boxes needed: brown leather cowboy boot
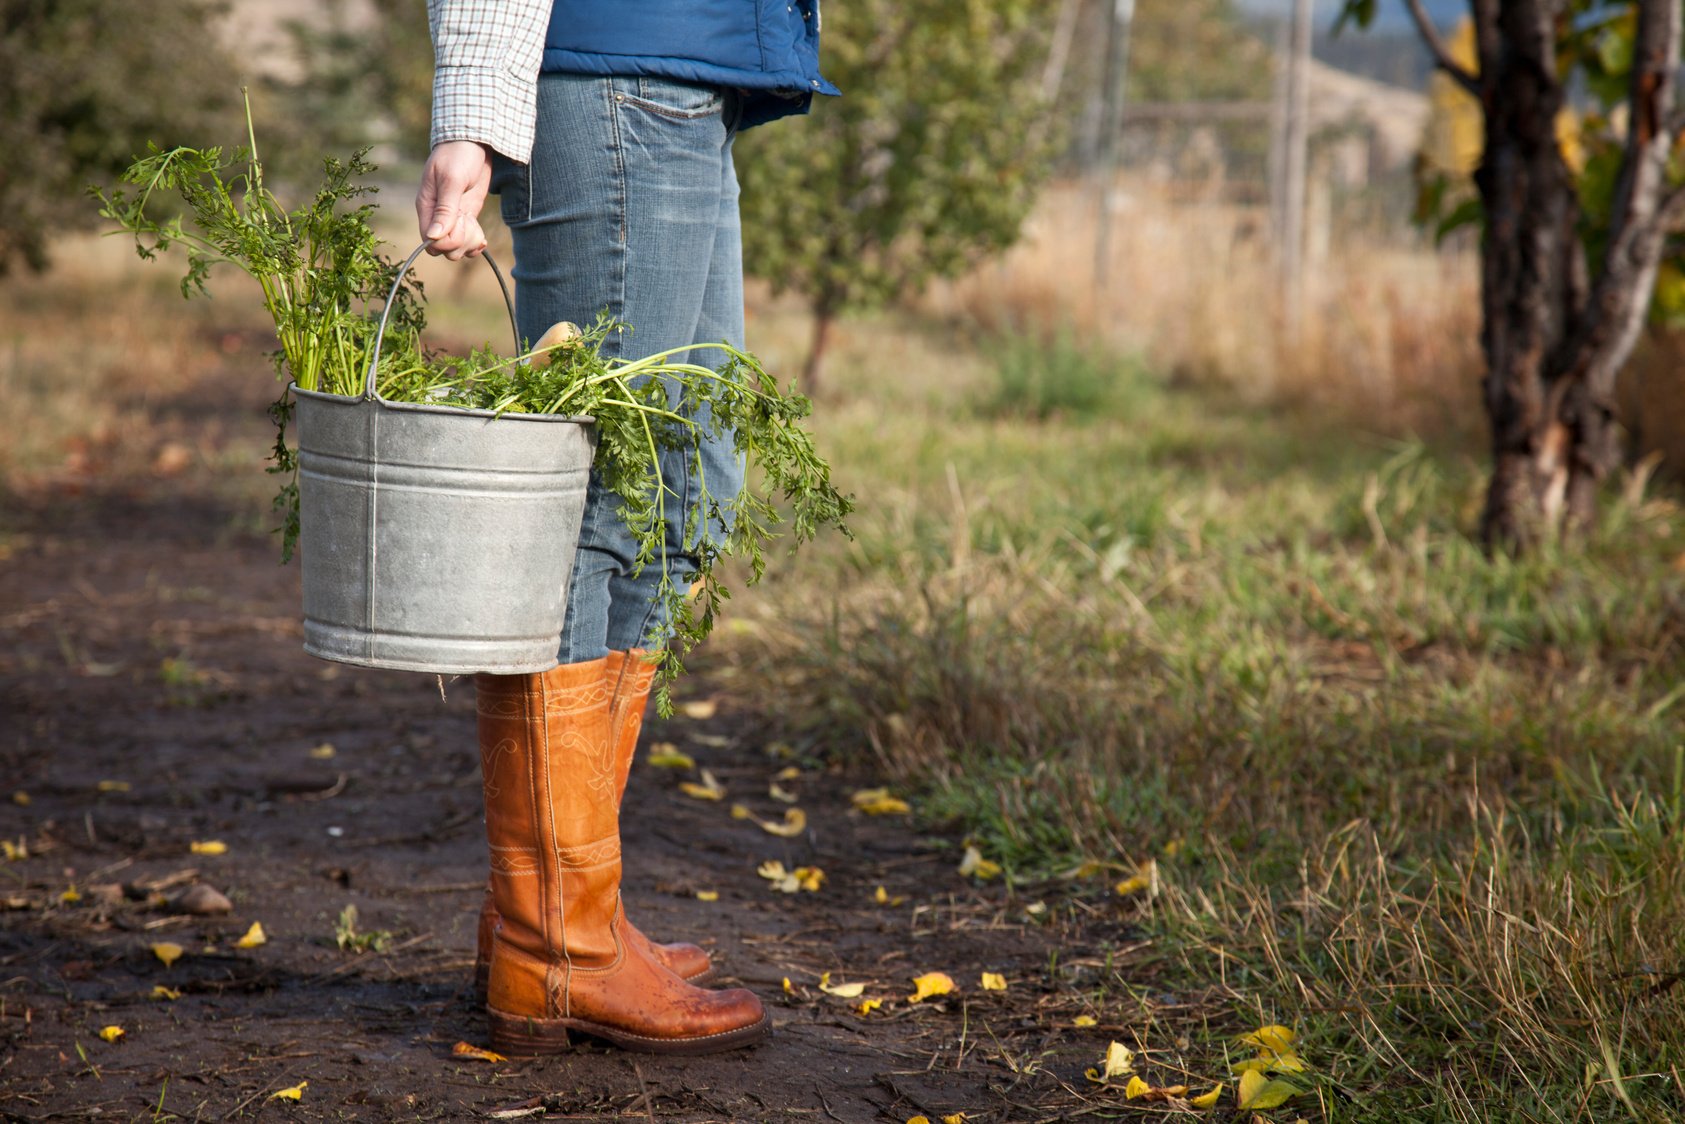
[476,662,766,1056]
[601,648,712,979]
[472,650,711,1001]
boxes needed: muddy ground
[0,362,1159,1123]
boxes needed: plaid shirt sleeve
[427,0,551,164]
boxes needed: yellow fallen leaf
[98,1025,125,1043]
[11,791,30,806]
[818,972,866,998]
[680,699,717,720]
[152,986,181,1000]
[452,1041,507,1063]
[1240,1024,1295,1051]
[907,971,956,1003]
[856,997,883,1015]
[269,1082,307,1102]
[1101,1040,1135,1079]
[308,743,336,760]
[1234,1051,1305,1073]
[2,838,27,861]
[1132,1081,1193,1104]
[1024,901,1047,916]
[873,885,907,906]
[758,860,823,893]
[1238,1024,1296,1054]
[782,977,794,994]
[753,808,807,838]
[190,840,228,856]
[695,890,719,902]
[1114,859,1158,897]
[647,743,695,769]
[957,845,1002,880]
[851,788,912,815]
[774,765,802,780]
[907,1117,931,1124]
[1073,1014,1098,1027]
[679,770,725,801]
[1060,858,1109,880]
[942,1116,967,1124]
[97,780,131,793]
[235,922,267,949]
[730,803,751,819]
[768,782,799,803]
[979,972,1006,991]
[1163,838,1184,858]
[1236,1068,1301,1110]
[60,886,81,904]
[151,941,184,967]
[1190,1083,1223,1108]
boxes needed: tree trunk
[1469,1,1579,549]
[802,303,836,397]
[1458,0,1682,552]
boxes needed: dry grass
[933,178,1685,476]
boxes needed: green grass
[724,312,1685,1122]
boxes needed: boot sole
[488,1006,769,1057]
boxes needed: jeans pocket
[489,150,532,226]
[620,75,724,119]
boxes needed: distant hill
[1237,0,1463,34]
[1237,0,1458,92]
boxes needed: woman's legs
[493,72,746,662]
[475,72,761,1054]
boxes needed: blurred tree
[1344,0,1685,550]
[1126,0,1275,105]
[735,0,1054,392]
[260,0,433,170]
[0,0,237,273]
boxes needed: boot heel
[487,1008,572,1057]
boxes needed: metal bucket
[292,245,594,675]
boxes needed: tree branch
[1663,183,1685,229]
[1406,0,1479,96]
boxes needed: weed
[333,904,392,954]
[976,325,1141,421]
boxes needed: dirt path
[0,405,1139,1122]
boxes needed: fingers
[415,141,493,259]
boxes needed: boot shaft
[604,648,660,802]
[476,660,622,1011]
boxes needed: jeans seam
[605,79,629,253]
[626,77,724,120]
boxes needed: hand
[415,141,492,260]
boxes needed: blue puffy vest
[541,0,839,129]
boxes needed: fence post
[1093,0,1136,291]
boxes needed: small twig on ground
[631,1062,656,1124]
[386,882,484,895]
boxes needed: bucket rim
[289,382,593,426]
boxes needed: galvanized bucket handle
[362,243,521,401]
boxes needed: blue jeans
[491,73,747,664]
